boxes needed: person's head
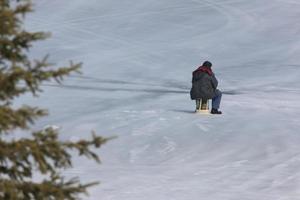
[202,61,212,68]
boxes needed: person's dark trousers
[212,90,222,109]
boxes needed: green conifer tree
[0,0,109,199]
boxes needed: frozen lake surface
[22,0,300,199]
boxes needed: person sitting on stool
[190,61,222,114]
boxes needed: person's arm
[211,73,218,89]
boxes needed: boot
[211,108,222,114]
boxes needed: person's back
[190,61,222,114]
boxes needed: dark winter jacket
[190,66,219,100]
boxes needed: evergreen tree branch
[0,0,110,198]
[0,59,81,101]
[0,105,47,133]
[0,178,98,200]
[0,129,111,180]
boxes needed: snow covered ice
[20,0,300,199]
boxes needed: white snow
[19,0,300,199]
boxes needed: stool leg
[201,99,208,110]
[196,99,200,110]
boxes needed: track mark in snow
[129,144,150,163]
[276,0,300,5]
[131,119,164,136]
[232,160,250,167]
[132,126,154,136]
[158,136,177,155]
[196,124,210,132]
[48,5,211,25]
[190,0,258,38]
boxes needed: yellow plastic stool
[196,99,210,114]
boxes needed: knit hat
[202,61,212,68]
